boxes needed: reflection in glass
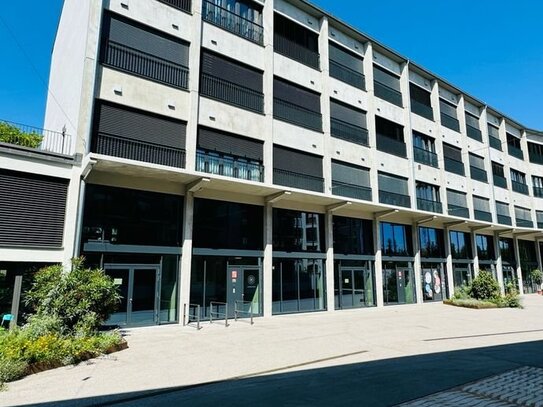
[419,227,445,258]
[273,209,325,252]
[381,222,412,256]
[382,262,416,305]
[333,216,373,255]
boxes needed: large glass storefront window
[500,238,518,291]
[476,235,495,261]
[518,240,538,293]
[273,209,325,252]
[381,222,413,256]
[333,216,373,255]
[334,260,375,309]
[450,231,472,259]
[419,227,445,258]
[272,258,325,314]
[382,261,416,305]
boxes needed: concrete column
[373,219,384,307]
[262,0,275,185]
[444,227,455,297]
[262,203,273,318]
[412,222,423,304]
[535,239,543,274]
[494,231,505,295]
[9,275,22,329]
[363,43,379,205]
[319,17,332,195]
[325,211,335,312]
[471,231,480,276]
[179,192,194,321]
[513,236,525,295]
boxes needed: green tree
[469,270,500,300]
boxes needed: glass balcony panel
[330,118,368,146]
[417,198,442,214]
[273,168,324,192]
[332,181,372,201]
[413,146,438,168]
[379,190,410,208]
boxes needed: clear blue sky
[0,0,541,129]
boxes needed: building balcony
[497,214,512,226]
[417,198,442,214]
[196,150,264,182]
[466,125,483,142]
[379,190,410,208]
[332,181,372,201]
[507,144,524,160]
[413,146,438,168]
[102,40,189,90]
[329,60,365,91]
[470,166,488,183]
[440,113,460,132]
[410,100,433,120]
[529,151,543,165]
[374,81,402,107]
[493,175,507,189]
[533,186,543,198]
[330,118,368,146]
[274,33,320,70]
[273,168,324,193]
[200,73,264,113]
[489,135,502,151]
[158,0,191,13]
[202,1,263,45]
[516,218,534,228]
[447,204,469,218]
[376,135,407,158]
[474,210,492,222]
[273,98,322,132]
[444,158,465,176]
[511,180,529,195]
[0,120,72,156]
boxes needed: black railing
[200,73,264,113]
[273,168,324,192]
[448,204,469,219]
[497,214,512,226]
[329,60,365,90]
[196,150,264,182]
[493,175,507,189]
[474,210,492,222]
[374,81,402,107]
[103,40,189,90]
[0,120,72,155]
[274,34,320,69]
[417,198,442,214]
[441,113,460,132]
[410,99,433,120]
[466,125,483,142]
[158,0,191,13]
[332,181,372,201]
[273,98,322,132]
[444,158,465,176]
[511,180,529,195]
[533,186,543,198]
[379,190,410,208]
[529,151,543,165]
[470,166,488,183]
[376,135,407,158]
[330,118,369,146]
[489,135,502,151]
[413,146,438,168]
[94,133,186,168]
[508,144,524,160]
[516,218,534,228]
[202,1,263,45]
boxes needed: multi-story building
[2,0,543,325]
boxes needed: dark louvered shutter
[443,143,463,161]
[0,170,68,247]
[329,43,363,72]
[198,127,263,161]
[332,161,370,186]
[201,51,263,92]
[273,78,321,113]
[330,99,367,128]
[273,145,323,178]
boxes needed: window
[273,77,322,131]
[511,169,529,195]
[499,238,515,263]
[492,162,507,189]
[533,176,543,198]
[413,131,438,168]
[378,172,410,208]
[273,145,324,192]
[496,201,512,225]
[440,99,460,132]
[450,230,472,259]
[375,116,406,157]
[487,124,502,150]
[536,211,543,228]
[274,13,319,69]
[381,222,412,256]
[507,133,523,159]
[333,216,373,255]
[476,235,495,261]
[473,196,492,222]
[331,160,371,201]
[465,112,482,141]
[446,189,468,218]
[416,182,442,213]
[515,206,533,228]
[273,209,325,253]
[409,83,433,120]
[528,142,543,165]
[202,0,263,44]
[330,99,368,146]
[373,65,402,107]
[329,42,365,90]
[443,143,464,176]
[419,227,445,258]
[469,153,487,183]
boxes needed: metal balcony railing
[448,204,469,218]
[157,0,191,13]
[417,198,443,214]
[273,168,324,192]
[102,40,189,90]
[274,33,320,69]
[511,180,529,195]
[466,124,483,142]
[413,146,438,168]
[533,186,543,198]
[379,190,410,208]
[0,120,72,155]
[273,98,322,132]
[516,218,534,228]
[440,113,460,132]
[332,181,372,201]
[202,1,263,45]
[444,158,465,176]
[94,133,186,168]
[474,210,492,222]
[330,118,369,146]
[507,144,524,160]
[374,81,402,107]
[493,175,507,189]
[329,60,365,90]
[470,166,488,183]
[196,150,264,182]
[200,73,264,113]
[410,99,433,120]
[529,151,543,165]
[376,135,407,158]
[489,135,502,151]
[497,214,512,226]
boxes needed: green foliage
[0,122,42,149]
[452,285,471,300]
[0,358,27,385]
[528,269,543,286]
[24,258,122,336]
[444,298,498,309]
[469,271,500,300]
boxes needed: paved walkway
[3,295,543,407]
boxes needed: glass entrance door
[421,265,446,302]
[383,263,416,305]
[105,265,160,326]
[227,265,261,317]
[337,267,369,309]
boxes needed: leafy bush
[469,271,500,300]
[529,269,543,286]
[453,285,471,300]
[0,122,42,149]
[24,258,121,336]
[0,358,27,384]
[445,298,498,309]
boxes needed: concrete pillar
[373,219,384,307]
[444,227,455,297]
[364,43,379,205]
[262,0,275,185]
[513,236,524,295]
[179,192,194,320]
[536,239,543,274]
[9,275,23,329]
[319,17,332,195]
[471,231,480,276]
[325,211,335,312]
[412,222,423,304]
[262,203,273,318]
[494,231,505,296]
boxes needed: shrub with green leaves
[469,271,500,300]
[0,122,42,148]
[529,269,543,286]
